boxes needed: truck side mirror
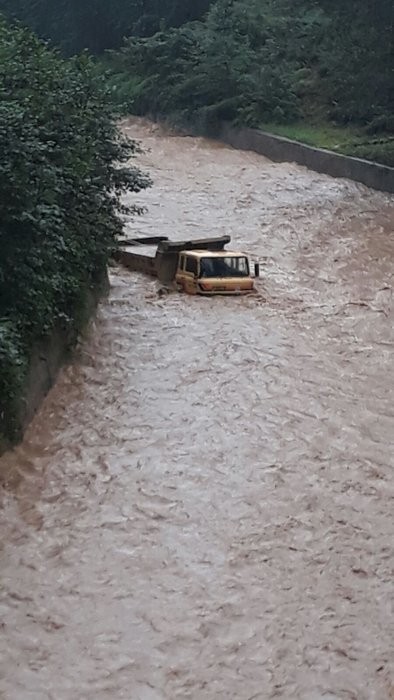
[254,262,260,278]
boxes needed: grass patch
[259,121,361,150]
[259,121,394,166]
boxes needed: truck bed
[114,235,231,283]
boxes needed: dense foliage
[0,0,214,54]
[107,0,393,162]
[1,0,392,162]
[0,19,150,444]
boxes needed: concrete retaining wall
[213,123,394,194]
[0,275,108,457]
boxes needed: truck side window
[185,257,198,276]
[179,255,185,270]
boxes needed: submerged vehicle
[175,250,254,295]
[115,235,258,295]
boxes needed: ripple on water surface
[0,117,393,700]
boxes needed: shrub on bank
[0,19,151,447]
[103,0,393,166]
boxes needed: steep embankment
[106,0,394,165]
[0,20,150,452]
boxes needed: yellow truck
[175,249,254,295]
[116,235,258,295]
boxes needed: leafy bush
[104,0,392,149]
[110,0,302,127]
[0,19,151,444]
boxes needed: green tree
[109,0,392,134]
[0,19,151,443]
[0,0,214,54]
[114,0,301,125]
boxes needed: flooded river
[1,118,393,700]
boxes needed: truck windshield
[199,256,249,278]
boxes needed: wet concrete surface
[0,118,393,699]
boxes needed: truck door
[185,255,199,294]
[175,254,185,288]
[176,254,198,294]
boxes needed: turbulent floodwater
[1,118,394,700]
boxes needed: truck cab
[175,250,254,295]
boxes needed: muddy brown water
[1,118,394,700]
